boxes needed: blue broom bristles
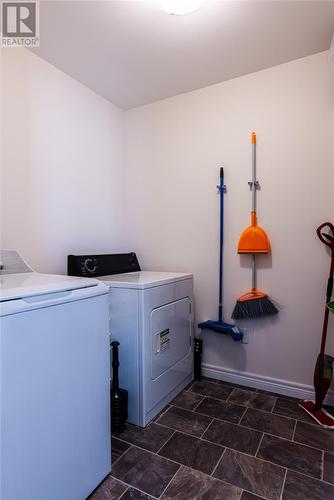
[232,295,279,320]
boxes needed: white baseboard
[202,363,334,406]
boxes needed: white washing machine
[68,253,194,427]
[1,251,111,500]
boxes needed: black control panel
[67,253,141,278]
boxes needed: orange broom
[232,132,278,319]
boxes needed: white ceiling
[32,0,334,109]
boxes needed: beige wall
[1,48,126,274]
[124,52,334,389]
[1,48,334,393]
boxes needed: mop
[198,168,243,342]
[299,222,334,429]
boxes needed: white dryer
[68,253,194,427]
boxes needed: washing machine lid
[99,271,192,289]
[0,272,98,302]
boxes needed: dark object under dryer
[67,253,140,278]
[111,341,128,432]
[194,338,202,381]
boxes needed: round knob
[84,258,96,273]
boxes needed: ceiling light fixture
[159,0,203,15]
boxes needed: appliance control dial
[84,258,97,274]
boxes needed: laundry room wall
[1,48,126,274]
[124,51,334,394]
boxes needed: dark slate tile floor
[88,378,334,500]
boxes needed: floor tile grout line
[157,465,181,499]
[188,390,234,404]
[194,399,249,413]
[269,398,278,413]
[157,402,214,424]
[241,488,268,500]
[279,468,288,500]
[250,449,323,483]
[109,386,334,499]
[158,457,267,500]
[168,398,293,432]
[292,419,298,441]
[217,419,328,454]
[225,387,235,403]
[270,398,276,413]
[207,440,324,481]
[191,395,206,413]
[321,450,324,481]
[153,405,171,422]
[111,452,126,467]
[255,432,265,458]
[112,386,334,493]
[113,440,333,496]
[111,444,133,465]
[156,430,176,455]
[154,419,205,439]
[198,416,294,446]
[238,405,248,425]
[209,473,259,498]
[116,441,249,496]
[191,406,244,425]
[210,447,226,478]
[199,416,214,439]
[200,462,273,498]
[273,407,319,426]
[117,418,329,460]
[148,427,282,498]
[291,436,332,454]
[228,387,277,410]
[117,486,129,500]
[246,405,294,419]
[247,403,297,420]
[155,416,322,459]
[112,442,185,476]
[188,387,299,420]
[194,378,325,408]
[276,464,334,488]
[109,470,159,499]
[112,438,182,466]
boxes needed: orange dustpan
[238,132,270,254]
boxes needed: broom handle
[252,132,257,214]
[218,167,224,322]
[252,254,257,291]
[251,132,257,291]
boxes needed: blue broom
[198,168,243,342]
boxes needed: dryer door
[151,297,191,380]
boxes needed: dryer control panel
[68,253,141,277]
